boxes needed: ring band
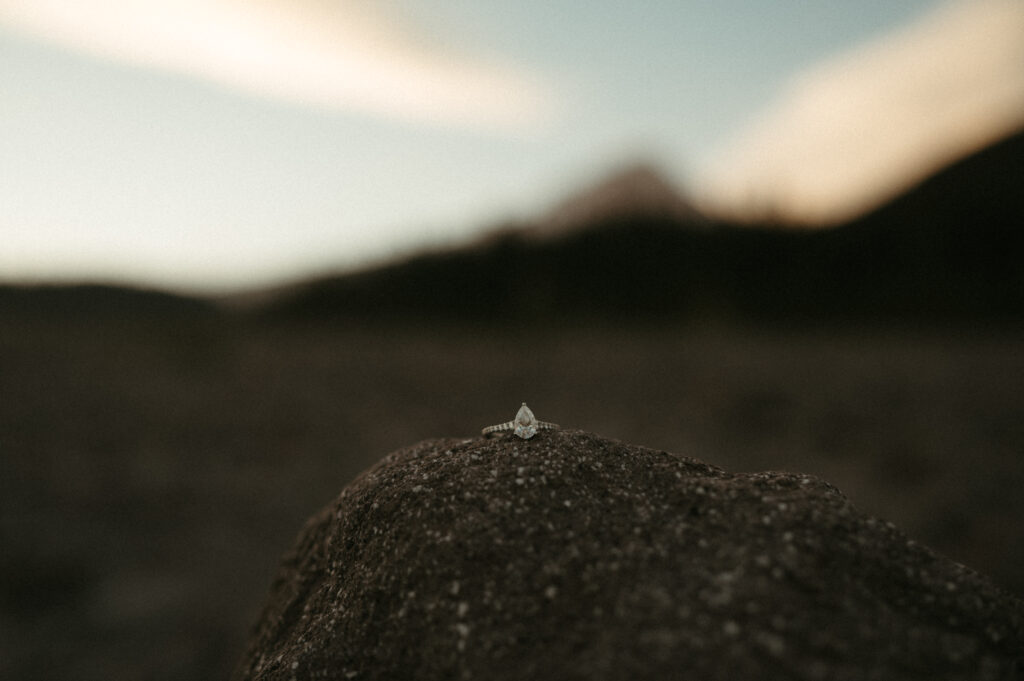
[482,403,559,440]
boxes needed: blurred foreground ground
[1,314,1022,680]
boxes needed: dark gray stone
[233,430,1024,680]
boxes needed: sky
[1,0,1021,293]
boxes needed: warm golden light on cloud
[0,0,558,130]
[697,0,1024,224]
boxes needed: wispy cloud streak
[698,0,1024,224]
[0,0,558,130]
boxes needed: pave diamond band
[482,403,559,440]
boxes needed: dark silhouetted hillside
[814,126,1024,319]
[259,128,1024,325]
[0,283,217,320]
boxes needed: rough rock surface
[233,431,1024,680]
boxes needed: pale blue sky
[0,0,997,292]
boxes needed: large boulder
[233,430,1023,680]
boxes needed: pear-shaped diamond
[513,403,539,439]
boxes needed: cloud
[697,0,1024,224]
[0,0,558,131]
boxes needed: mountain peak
[540,162,702,234]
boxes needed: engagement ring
[482,403,559,440]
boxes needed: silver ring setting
[482,403,559,440]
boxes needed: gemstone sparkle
[513,403,539,440]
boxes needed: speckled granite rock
[233,431,1024,681]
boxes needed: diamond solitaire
[482,403,560,440]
